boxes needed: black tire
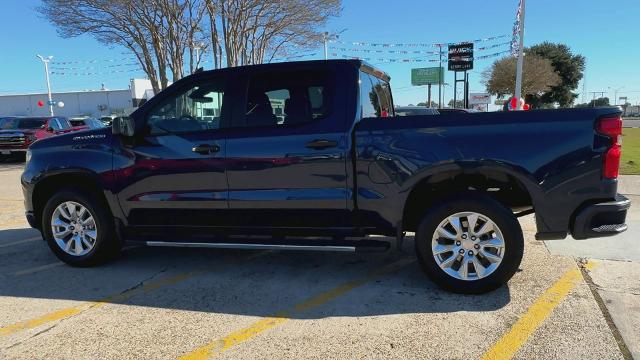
[415,191,524,294]
[42,189,121,267]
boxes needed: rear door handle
[305,139,338,150]
[192,144,220,155]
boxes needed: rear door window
[242,69,334,128]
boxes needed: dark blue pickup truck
[21,60,630,293]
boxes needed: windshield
[0,118,47,130]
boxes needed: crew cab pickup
[21,60,630,293]
[0,116,74,158]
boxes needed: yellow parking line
[179,257,416,360]
[0,236,42,249]
[0,271,201,337]
[481,261,598,360]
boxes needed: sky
[1,0,639,108]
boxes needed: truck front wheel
[415,192,524,294]
[42,189,121,267]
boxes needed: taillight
[597,116,622,179]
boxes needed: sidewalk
[544,175,639,359]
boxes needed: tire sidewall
[415,192,524,294]
[42,190,116,266]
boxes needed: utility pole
[514,0,526,110]
[438,44,444,108]
[581,75,587,104]
[36,55,54,116]
[608,86,624,106]
[323,32,329,60]
[589,91,606,107]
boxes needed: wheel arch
[401,161,542,232]
[32,169,120,229]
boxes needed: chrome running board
[145,241,356,252]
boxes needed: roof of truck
[192,59,391,82]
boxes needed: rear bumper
[571,194,630,240]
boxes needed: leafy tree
[529,42,586,107]
[589,97,610,107]
[575,97,610,107]
[482,54,560,103]
[417,101,438,107]
[447,99,464,108]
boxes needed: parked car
[69,117,107,131]
[395,106,439,116]
[0,116,74,159]
[22,60,630,294]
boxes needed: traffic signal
[37,100,44,107]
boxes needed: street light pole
[514,0,526,110]
[36,55,54,116]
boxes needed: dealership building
[0,79,155,118]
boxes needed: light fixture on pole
[36,55,54,116]
[192,42,206,72]
[322,29,347,60]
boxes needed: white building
[0,79,156,118]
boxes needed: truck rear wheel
[42,189,121,267]
[415,192,524,294]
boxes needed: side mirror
[112,116,135,137]
[47,127,54,132]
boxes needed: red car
[0,116,75,159]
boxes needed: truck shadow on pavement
[0,228,512,319]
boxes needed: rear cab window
[359,68,393,119]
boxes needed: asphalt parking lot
[0,160,638,360]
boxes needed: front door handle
[305,139,338,150]
[192,144,220,155]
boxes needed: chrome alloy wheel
[51,201,98,256]
[431,211,505,281]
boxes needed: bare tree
[38,0,207,93]
[205,0,341,67]
[38,0,342,92]
[482,54,561,98]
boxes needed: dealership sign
[411,67,444,85]
[469,93,491,105]
[448,43,474,71]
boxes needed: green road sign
[411,67,444,85]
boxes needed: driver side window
[146,78,226,135]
